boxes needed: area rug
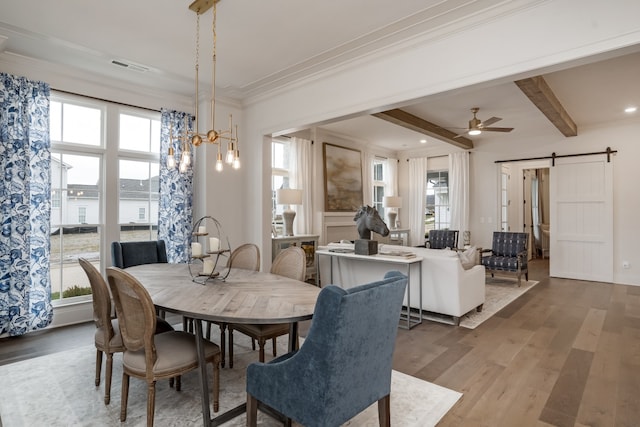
[422,277,539,329]
[0,334,461,426]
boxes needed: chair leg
[247,393,258,427]
[229,328,235,369]
[219,323,227,368]
[105,352,114,405]
[377,394,391,427]
[272,337,277,357]
[121,372,130,422]
[147,381,156,427]
[95,349,102,386]
[176,375,182,391]
[251,338,256,351]
[258,339,266,362]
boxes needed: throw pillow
[458,246,477,270]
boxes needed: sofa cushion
[458,246,477,270]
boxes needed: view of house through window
[50,94,160,305]
[426,170,450,231]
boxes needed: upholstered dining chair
[78,258,174,405]
[205,243,262,367]
[246,270,408,427]
[106,267,222,427]
[111,239,172,320]
[427,229,459,250]
[111,240,168,269]
[226,243,260,271]
[228,246,306,368]
[480,231,529,286]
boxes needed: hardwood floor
[2,259,639,426]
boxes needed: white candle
[198,226,206,234]
[203,259,215,275]
[191,242,202,256]
[209,237,220,252]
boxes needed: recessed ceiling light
[419,139,427,144]
[625,106,637,113]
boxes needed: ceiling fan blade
[480,116,502,127]
[482,126,513,132]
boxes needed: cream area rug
[422,277,540,329]
[0,333,461,427]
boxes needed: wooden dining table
[125,263,321,427]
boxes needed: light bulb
[216,152,223,172]
[182,151,191,166]
[233,156,240,169]
[167,147,176,169]
[225,142,235,164]
[179,160,188,173]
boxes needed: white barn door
[549,154,613,282]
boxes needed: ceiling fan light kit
[459,107,514,137]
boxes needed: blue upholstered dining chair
[480,231,529,286]
[245,270,407,427]
[111,240,168,269]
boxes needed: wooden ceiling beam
[372,109,473,150]
[515,76,578,137]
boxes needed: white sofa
[317,243,485,325]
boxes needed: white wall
[242,0,640,283]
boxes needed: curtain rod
[52,88,160,113]
[495,147,616,166]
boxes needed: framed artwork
[323,142,363,211]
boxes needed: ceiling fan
[455,107,514,137]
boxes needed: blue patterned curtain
[158,109,194,263]
[0,73,52,336]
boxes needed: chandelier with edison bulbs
[167,0,240,173]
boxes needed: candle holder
[188,215,232,284]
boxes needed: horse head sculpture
[354,205,390,240]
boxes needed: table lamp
[276,188,303,236]
[383,196,402,229]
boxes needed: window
[271,139,291,235]
[426,170,450,231]
[372,158,385,219]
[50,93,160,306]
[78,207,87,223]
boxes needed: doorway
[523,168,550,260]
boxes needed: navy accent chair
[427,229,459,249]
[111,240,168,269]
[245,271,408,427]
[480,231,529,286]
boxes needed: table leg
[194,320,212,427]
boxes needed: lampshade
[383,196,402,208]
[276,188,303,206]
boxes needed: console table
[389,228,410,246]
[316,249,422,329]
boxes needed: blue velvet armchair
[111,240,168,269]
[245,271,407,427]
[480,231,529,286]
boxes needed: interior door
[549,154,613,281]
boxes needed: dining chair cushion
[123,331,219,376]
[94,319,124,349]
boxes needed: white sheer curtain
[408,157,427,246]
[289,137,313,234]
[385,158,398,196]
[363,151,375,206]
[449,151,469,248]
